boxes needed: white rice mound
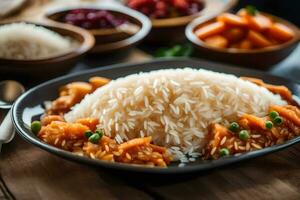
[65,68,287,162]
[0,22,73,60]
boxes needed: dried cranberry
[62,9,128,29]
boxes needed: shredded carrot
[240,114,266,130]
[240,77,294,104]
[270,105,300,127]
[76,118,99,132]
[118,136,152,151]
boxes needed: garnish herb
[246,5,257,16]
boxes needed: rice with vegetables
[35,68,300,167]
[64,68,285,161]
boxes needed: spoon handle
[0,109,15,143]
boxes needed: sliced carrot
[239,39,253,49]
[118,136,152,151]
[204,35,228,48]
[246,14,272,31]
[217,13,247,26]
[222,27,246,42]
[247,30,272,48]
[270,105,300,127]
[195,21,226,39]
[269,23,295,42]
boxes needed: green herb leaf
[154,44,193,58]
[246,5,257,16]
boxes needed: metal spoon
[0,80,25,151]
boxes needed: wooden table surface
[1,45,300,200]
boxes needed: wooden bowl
[45,4,151,54]
[0,21,94,78]
[186,13,300,69]
[122,0,238,44]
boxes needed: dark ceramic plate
[12,58,300,174]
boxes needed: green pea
[274,116,283,125]
[219,148,230,157]
[89,133,101,144]
[95,130,104,139]
[31,121,41,134]
[239,130,249,141]
[85,131,93,138]
[269,111,279,120]
[229,122,239,132]
[265,121,273,129]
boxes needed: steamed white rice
[0,22,74,60]
[65,68,287,161]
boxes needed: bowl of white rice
[0,22,94,78]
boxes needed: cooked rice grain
[65,68,286,160]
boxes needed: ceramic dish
[45,4,151,54]
[186,13,300,69]
[122,0,238,44]
[12,58,300,174]
[0,21,94,78]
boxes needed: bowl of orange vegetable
[186,6,300,68]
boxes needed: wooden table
[1,44,300,200]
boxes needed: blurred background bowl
[122,0,238,44]
[0,21,94,79]
[46,4,151,54]
[186,13,300,69]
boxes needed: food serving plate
[12,58,300,174]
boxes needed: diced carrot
[246,14,272,31]
[239,39,253,49]
[217,13,247,26]
[118,136,152,151]
[195,21,226,39]
[222,27,246,42]
[247,30,272,48]
[89,76,110,90]
[204,35,228,48]
[76,118,99,131]
[270,105,300,127]
[60,82,92,96]
[41,115,64,126]
[237,9,248,18]
[240,114,266,130]
[269,23,295,42]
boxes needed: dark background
[237,0,300,26]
